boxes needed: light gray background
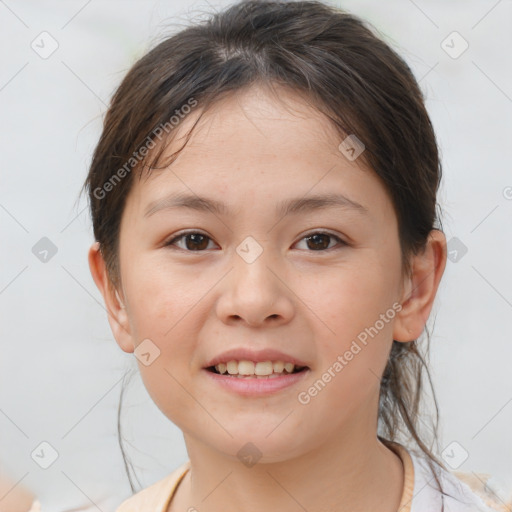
[1,0,511,511]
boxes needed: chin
[210,432,308,465]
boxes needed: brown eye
[295,232,346,252]
[165,232,214,251]
[305,233,330,250]
[164,231,346,252]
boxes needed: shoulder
[452,471,512,512]
[116,461,190,512]
[407,448,510,512]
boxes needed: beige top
[27,501,41,512]
[114,442,509,512]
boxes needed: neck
[172,429,404,512]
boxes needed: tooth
[273,361,285,373]
[227,360,238,375]
[238,360,255,375]
[284,362,295,373]
[255,361,273,376]
[216,360,301,377]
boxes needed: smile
[208,360,307,377]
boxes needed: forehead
[149,84,351,173]
[125,84,391,222]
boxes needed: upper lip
[204,348,309,368]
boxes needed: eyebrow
[144,191,369,218]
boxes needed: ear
[393,230,447,342]
[88,241,134,353]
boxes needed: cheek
[122,258,203,340]
[121,262,204,403]
[306,255,399,396]
[312,256,400,341]
[125,265,201,421]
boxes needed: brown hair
[81,0,451,500]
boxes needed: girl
[83,1,507,510]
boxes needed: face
[103,85,410,462]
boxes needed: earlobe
[393,230,447,342]
[87,242,134,353]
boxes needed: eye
[164,230,346,252]
[294,231,347,251]
[164,231,217,251]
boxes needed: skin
[0,476,36,512]
[89,84,447,512]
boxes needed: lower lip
[203,368,310,396]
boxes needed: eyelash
[163,230,347,253]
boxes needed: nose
[215,246,295,327]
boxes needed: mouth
[206,360,309,378]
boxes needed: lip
[204,347,309,368]
[203,366,310,396]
